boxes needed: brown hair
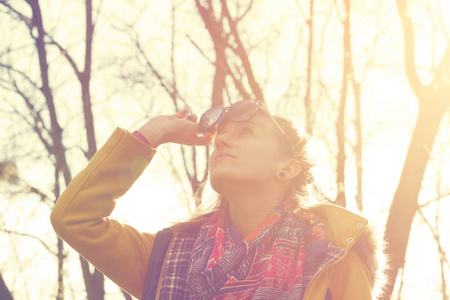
[272,115,318,207]
[172,114,321,231]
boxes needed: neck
[226,183,288,238]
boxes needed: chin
[210,170,240,194]
[209,169,254,196]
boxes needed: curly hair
[272,115,321,209]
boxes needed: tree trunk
[352,81,363,211]
[303,0,315,134]
[0,273,13,300]
[384,93,448,296]
[384,0,450,295]
[27,2,71,299]
[336,0,352,207]
[79,1,105,298]
[81,0,96,160]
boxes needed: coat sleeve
[328,249,373,300]
[50,128,157,299]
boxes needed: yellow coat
[51,128,386,299]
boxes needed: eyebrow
[217,119,263,134]
[240,120,264,129]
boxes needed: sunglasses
[198,99,294,152]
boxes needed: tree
[384,0,450,296]
[0,0,109,298]
[0,272,13,300]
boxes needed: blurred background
[0,0,449,299]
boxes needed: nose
[214,132,231,151]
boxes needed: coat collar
[302,203,368,251]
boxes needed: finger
[186,114,198,122]
[175,107,190,119]
[191,133,213,145]
[170,112,184,119]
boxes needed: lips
[214,152,236,162]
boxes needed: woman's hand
[137,108,214,148]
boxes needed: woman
[51,100,386,299]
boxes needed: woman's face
[209,111,288,194]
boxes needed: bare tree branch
[2,229,57,256]
[46,36,82,77]
[185,34,215,66]
[417,209,450,269]
[131,31,188,111]
[0,0,33,30]
[396,0,427,98]
[419,192,450,208]
[220,0,263,100]
[10,84,53,154]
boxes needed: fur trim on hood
[352,223,389,299]
[304,203,390,299]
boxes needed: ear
[277,159,302,180]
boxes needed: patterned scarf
[184,202,327,299]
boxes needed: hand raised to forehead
[138,108,214,148]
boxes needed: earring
[279,171,286,178]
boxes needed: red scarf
[186,202,327,299]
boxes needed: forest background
[0,0,449,299]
